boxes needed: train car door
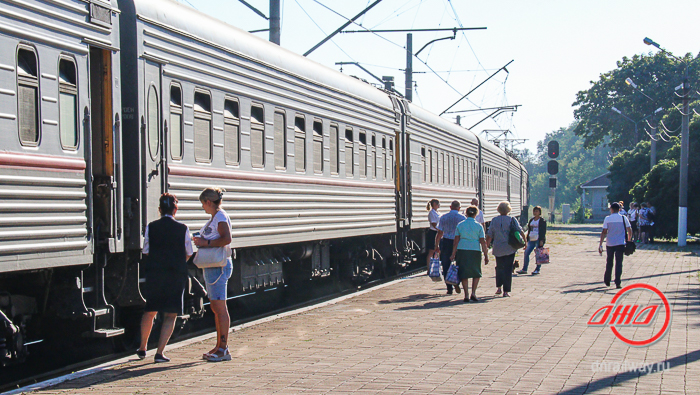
[143,61,164,224]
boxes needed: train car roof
[407,103,479,144]
[128,0,394,110]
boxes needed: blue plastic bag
[429,254,442,281]
[445,263,460,285]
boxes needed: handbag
[507,217,526,249]
[428,253,442,281]
[445,263,460,285]
[535,247,550,264]
[193,246,227,269]
[192,217,229,269]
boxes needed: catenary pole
[269,0,281,45]
[678,66,689,246]
[405,33,412,102]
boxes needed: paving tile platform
[21,225,700,394]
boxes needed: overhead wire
[294,0,357,61]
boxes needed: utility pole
[679,67,689,245]
[269,0,280,45]
[405,33,413,101]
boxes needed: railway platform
[15,225,700,394]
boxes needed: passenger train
[0,0,528,365]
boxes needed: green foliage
[522,123,611,209]
[572,52,700,151]
[607,141,651,205]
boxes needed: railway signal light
[548,160,559,175]
[548,140,559,158]
[549,176,557,188]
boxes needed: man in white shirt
[471,198,484,226]
[598,202,633,289]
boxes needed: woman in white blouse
[426,199,441,272]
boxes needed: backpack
[646,209,655,221]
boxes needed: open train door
[142,60,164,225]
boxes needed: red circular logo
[587,283,671,347]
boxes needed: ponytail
[426,199,439,211]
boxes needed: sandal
[206,347,232,362]
[495,289,502,295]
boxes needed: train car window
[457,157,462,187]
[421,147,426,183]
[193,90,212,162]
[345,128,354,177]
[294,115,306,172]
[17,47,40,146]
[169,84,183,160]
[313,119,323,174]
[371,134,377,179]
[274,110,286,170]
[147,85,160,160]
[58,57,78,149]
[330,123,339,174]
[379,136,386,181]
[358,131,367,178]
[388,138,393,181]
[224,98,240,165]
[429,149,433,183]
[250,104,265,167]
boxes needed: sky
[175,0,700,153]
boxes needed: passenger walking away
[194,187,234,362]
[485,201,525,297]
[598,202,633,289]
[471,198,484,226]
[646,202,656,243]
[628,203,639,242]
[517,206,546,275]
[137,193,193,363]
[426,199,441,273]
[451,205,489,302]
[434,201,467,295]
[638,203,650,244]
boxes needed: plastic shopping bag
[445,263,460,285]
[429,254,442,282]
[535,247,550,264]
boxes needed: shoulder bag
[507,217,526,249]
[193,218,228,269]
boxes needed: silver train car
[0,0,528,365]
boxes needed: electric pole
[405,33,412,101]
[269,0,281,45]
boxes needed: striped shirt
[437,210,467,240]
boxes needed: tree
[572,52,699,151]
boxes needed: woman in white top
[628,202,638,242]
[193,187,233,362]
[426,199,441,272]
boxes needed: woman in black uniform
[136,193,193,363]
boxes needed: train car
[407,104,479,239]
[116,0,408,293]
[0,0,124,363]
[0,0,527,367]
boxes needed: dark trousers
[605,245,625,286]
[495,253,516,293]
[439,238,454,292]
